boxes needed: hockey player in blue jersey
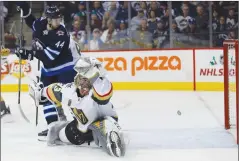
[15,3,79,139]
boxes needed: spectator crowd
[2,2,18,49]
[2,1,239,50]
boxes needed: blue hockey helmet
[45,6,62,19]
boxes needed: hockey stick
[16,8,30,123]
[35,60,40,126]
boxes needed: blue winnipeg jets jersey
[25,16,78,76]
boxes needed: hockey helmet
[45,6,62,19]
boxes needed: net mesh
[227,42,236,127]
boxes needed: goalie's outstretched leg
[107,131,125,157]
[89,116,126,157]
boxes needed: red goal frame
[223,39,238,144]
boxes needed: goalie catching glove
[74,56,106,84]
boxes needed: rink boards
[1,48,233,92]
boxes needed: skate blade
[38,136,47,142]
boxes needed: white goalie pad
[104,116,122,133]
[28,80,44,107]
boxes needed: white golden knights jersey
[42,76,118,132]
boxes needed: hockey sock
[43,101,58,125]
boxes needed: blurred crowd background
[1,1,238,50]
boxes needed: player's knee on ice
[47,121,69,146]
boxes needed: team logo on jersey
[43,30,48,35]
[72,108,88,125]
[53,84,62,92]
[10,60,31,78]
[56,30,64,36]
[1,61,10,80]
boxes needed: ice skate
[38,129,48,141]
[1,106,11,118]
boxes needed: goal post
[223,39,238,144]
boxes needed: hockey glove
[32,38,45,51]
[87,57,107,77]
[15,48,34,60]
[74,56,106,79]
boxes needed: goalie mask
[74,74,92,96]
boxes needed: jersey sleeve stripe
[46,87,61,106]
[93,82,113,97]
[46,47,60,55]
[43,49,55,60]
[92,83,113,104]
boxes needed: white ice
[1,91,238,161]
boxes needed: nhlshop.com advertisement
[195,49,236,82]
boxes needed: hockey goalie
[29,56,126,157]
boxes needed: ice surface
[1,91,238,161]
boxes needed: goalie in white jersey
[30,56,126,157]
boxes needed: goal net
[223,39,238,144]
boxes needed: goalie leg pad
[88,116,126,157]
[107,131,125,157]
[28,80,46,107]
[47,121,69,146]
